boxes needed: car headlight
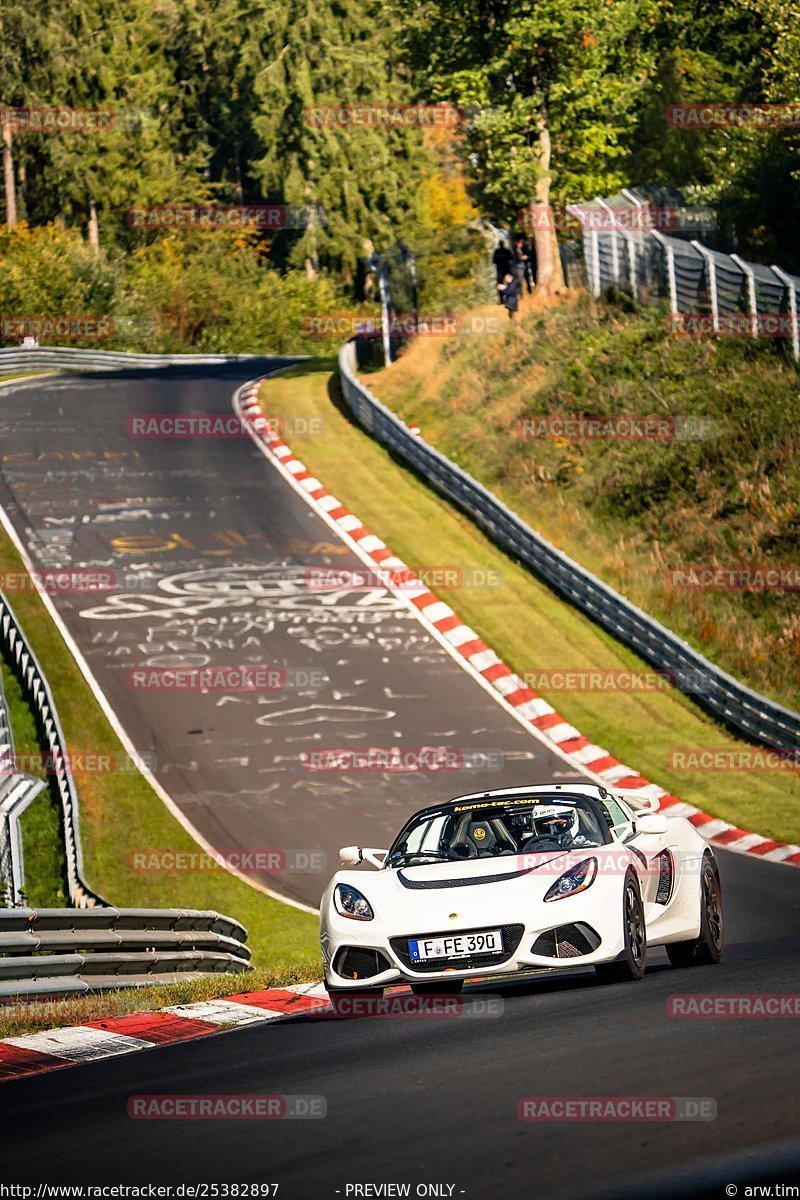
[544,857,597,902]
[334,883,374,921]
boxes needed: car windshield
[386,795,611,866]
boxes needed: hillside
[368,297,800,713]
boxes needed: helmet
[529,804,579,841]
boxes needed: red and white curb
[0,984,330,1082]
[235,378,800,870]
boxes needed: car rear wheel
[410,980,465,996]
[595,872,647,984]
[666,857,723,967]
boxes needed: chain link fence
[569,186,800,360]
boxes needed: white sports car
[320,783,723,995]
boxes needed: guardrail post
[650,231,678,328]
[621,189,650,296]
[692,240,719,333]
[730,254,759,338]
[595,198,620,287]
[770,265,800,361]
[567,205,602,298]
[588,229,601,297]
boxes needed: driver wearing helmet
[520,804,588,850]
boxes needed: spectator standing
[523,236,537,292]
[492,240,512,296]
[512,237,530,293]
[498,271,522,321]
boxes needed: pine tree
[9,0,209,244]
[0,0,58,226]
[247,0,430,280]
[158,0,263,201]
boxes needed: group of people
[493,236,537,321]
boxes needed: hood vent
[397,866,533,890]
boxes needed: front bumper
[323,911,627,990]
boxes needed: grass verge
[0,525,320,968]
[258,360,800,845]
[0,963,320,1039]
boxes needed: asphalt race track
[2,847,799,1197]
[0,364,582,908]
[0,366,798,1196]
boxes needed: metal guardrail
[339,341,800,753]
[0,776,48,908]
[0,347,262,373]
[0,590,103,907]
[0,907,250,997]
[0,631,51,907]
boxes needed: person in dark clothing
[513,236,536,294]
[498,271,522,321]
[492,240,513,296]
[512,237,527,290]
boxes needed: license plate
[408,929,503,962]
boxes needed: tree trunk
[303,180,318,279]
[528,120,564,297]
[304,210,318,279]
[88,196,100,251]
[2,118,17,228]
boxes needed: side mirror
[338,846,388,868]
[635,814,669,836]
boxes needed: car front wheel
[595,871,647,984]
